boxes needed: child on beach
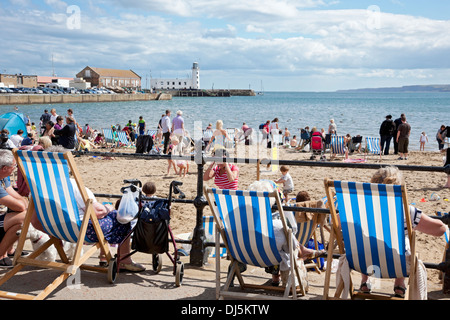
[167,137,178,175]
[275,165,294,203]
[420,131,428,151]
[176,160,189,177]
[290,135,297,148]
[283,127,290,145]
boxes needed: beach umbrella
[0,112,28,137]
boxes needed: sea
[1,91,448,151]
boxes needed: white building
[150,62,200,90]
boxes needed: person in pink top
[203,148,239,190]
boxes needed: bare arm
[415,214,446,237]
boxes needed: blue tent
[0,112,28,138]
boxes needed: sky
[1,0,450,91]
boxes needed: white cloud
[1,1,450,91]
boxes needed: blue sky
[1,0,450,91]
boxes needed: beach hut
[0,112,28,137]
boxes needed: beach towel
[344,158,366,163]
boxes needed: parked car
[30,88,43,94]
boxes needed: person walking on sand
[161,110,171,154]
[138,116,146,136]
[172,110,185,151]
[396,114,411,160]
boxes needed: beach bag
[117,188,139,224]
[132,199,170,254]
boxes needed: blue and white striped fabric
[203,129,213,141]
[102,128,114,143]
[333,181,408,278]
[297,219,315,247]
[211,188,282,267]
[331,135,346,155]
[116,131,130,146]
[16,150,83,243]
[147,129,157,138]
[365,137,381,155]
[436,212,449,244]
[203,216,227,257]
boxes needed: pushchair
[107,180,185,286]
[310,131,326,160]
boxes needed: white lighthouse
[150,62,200,91]
[192,62,200,89]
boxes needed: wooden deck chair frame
[435,211,449,287]
[364,137,382,160]
[295,200,326,273]
[204,187,305,300]
[0,150,112,300]
[203,216,227,258]
[323,178,417,300]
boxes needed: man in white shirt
[161,109,171,154]
[50,108,58,124]
[10,130,24,148]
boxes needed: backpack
[259,123,265,130]
[139,199,170,223]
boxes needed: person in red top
[203,148,239,190]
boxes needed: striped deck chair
[203,216,226,258]
[0,150,112,300]
[147,129,157,139]
[203,129,214,151]
[204,187,306,300]
[330,135,347,159]
[365,137,382,159]
[295,200,326,273]
[102,128,119,147]
[116,130,130,147]
[323,179,418,300]
[225,128,236,149]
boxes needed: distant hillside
[337,84,450,93]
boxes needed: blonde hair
[38,136,52,149]
[371,166,403,185]
[216,120,223,130]
[248,180,275,192]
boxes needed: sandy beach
[72,143,449,294]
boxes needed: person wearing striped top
[204,148,239,190]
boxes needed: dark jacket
[54,123,76,149]
[379,119,396,136]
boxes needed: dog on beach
[24,225,79,262]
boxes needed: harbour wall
[167,89,255,97]
[0,93,172,105]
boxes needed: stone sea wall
[0,93,172,105]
